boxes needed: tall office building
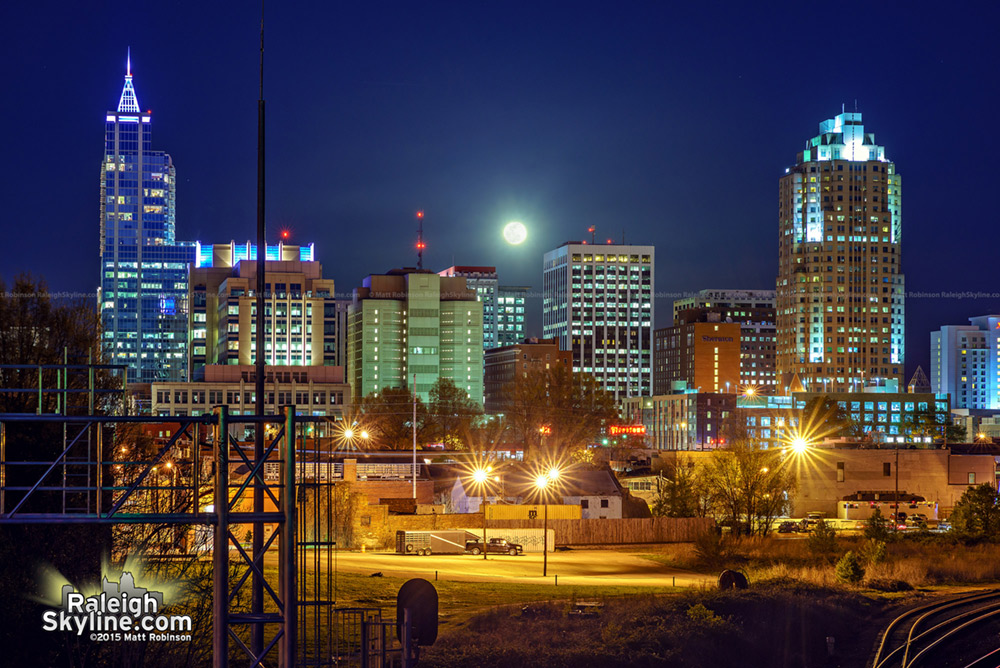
[669,289,777,393]
[931,316,1000,410]
[497,286,530,347]
[438,266,499,351]
[777,111,904,392]
[542,242,654,400]
[187,241,336,376]
[347,269,484,404]
[98,55,196,382]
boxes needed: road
[302,548,713,588]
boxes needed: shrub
[807,519,837,556]
[865,578,913,592]
[694,529,726,567]
[861,539,887,565]
[835,551,865,584]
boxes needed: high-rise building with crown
[98,53,196,383]
[776,111,904,392]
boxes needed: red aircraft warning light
[416,211,424,219]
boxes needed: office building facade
[347,269,484,404]
[672,289,777,393]
[483,338,572,414]
[497,286,530,347]
[188,242,336,376]
[151,364,350,419]
[98,56,196,382]
[542,242,654,399]
[623,390,736,450]
[777,112,904,392]
[438,266,499,351]
[653,322,741,395]
[931,315,1000,410]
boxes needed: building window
[836,462,845,483]
[600,499,609,508]
[581,500,589,509]
[969,472,976,485]
[883,463,891,477]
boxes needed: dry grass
[717,535,1000,589]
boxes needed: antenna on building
[416,211,426,270]
[587,225,596,245]
[854,99,858,112]
[622,228,625,245]
[842,102,845,114]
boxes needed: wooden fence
[384,513,714,545]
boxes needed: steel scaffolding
[0,406,301,667]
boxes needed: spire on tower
[118,48,141,113]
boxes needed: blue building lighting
[98,53,196,383]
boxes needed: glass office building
[98,55,196,383]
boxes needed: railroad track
[871,589,1000,668]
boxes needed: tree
[425,378,483,448]
[950,483,1000,538]
[501,364,619,461]
[904,409,966,443]
[702,440,796,536]
[651,463,712,518]
[357,387,431,450]
[0,273,114,414]
[800,396,865,441]
[863,507,891,542]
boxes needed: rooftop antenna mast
[416,211,426,270]
[588,225,596,245]
[251,0,267,660]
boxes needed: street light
[534,466,562,578]
[469,466,495,560]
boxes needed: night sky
[2,3,998,379]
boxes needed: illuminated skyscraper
[542,242,654,400]
[98,54,196,382]
[777,111,904,392]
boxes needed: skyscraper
[777,111,904,392]
[542,242,654,399]
[98,54,195,382]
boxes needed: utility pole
[252,6,267,658]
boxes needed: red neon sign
[609,425,646,436]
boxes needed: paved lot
[314,549,713,588]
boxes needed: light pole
[534,466,561,577]
[470,466,494,560]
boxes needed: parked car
[777,521,799,534]
[905,514,928,529]
[466,538,523,556]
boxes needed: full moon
[503,221,527,245]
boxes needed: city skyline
[2,5,1000,379]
